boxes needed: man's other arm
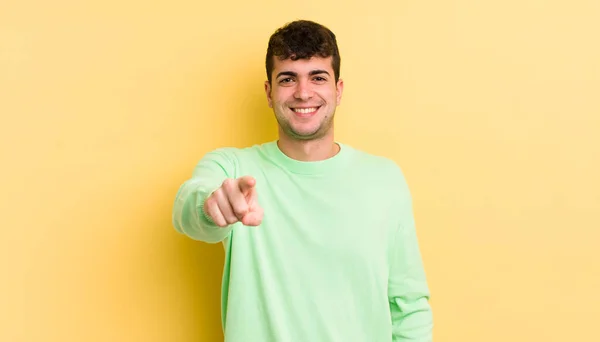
[388,170,433,341]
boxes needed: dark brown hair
[265,20,341,83]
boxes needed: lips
[290,106,320,117]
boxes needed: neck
[277,134,340,162]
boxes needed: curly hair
[265,20,341,83]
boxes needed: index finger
[237,176,256,193]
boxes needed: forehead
[272,56,334,76]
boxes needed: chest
[240,171,397,274]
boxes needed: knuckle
[206,204,218,217]
[204,197,216,209]
[208,189,221,201]
[221,178,234,189]
[233,204,248,216]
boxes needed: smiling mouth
[291,107,320,115]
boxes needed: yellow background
[1,0,599,341]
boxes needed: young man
[172,20,433,341]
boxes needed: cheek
[323,87,336,98]
[275,93,292,106]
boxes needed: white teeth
[293,107,318,114]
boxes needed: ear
[264,80,273,108]
[335,78,344,105]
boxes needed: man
[172,20,433,341]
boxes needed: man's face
[265,56,343,141]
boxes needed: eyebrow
[276,69,331,79]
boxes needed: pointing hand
[203,176,263,227]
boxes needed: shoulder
[202,141,269,161]
[342,143,411,195]
[344,143,406,178]
[196,141,272,173]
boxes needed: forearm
[172,148,237,243]
[390,288,433,341]
[388,222,433,341]
[172,179,232,243]
[388,178,433,340]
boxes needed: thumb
[241,206,263,226]
[237,175,256,194]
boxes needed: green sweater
[172,141,433,341]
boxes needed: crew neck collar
[263,140,352,175]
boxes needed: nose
[293,79,313,101]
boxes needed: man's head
[265,20,341,84]
[264,20,343,141]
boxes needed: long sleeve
[388,177,433,341]
[172,148,237,243]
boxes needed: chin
[288,126,328,140]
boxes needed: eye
[313,76,327,83]
[278,77,294,85]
